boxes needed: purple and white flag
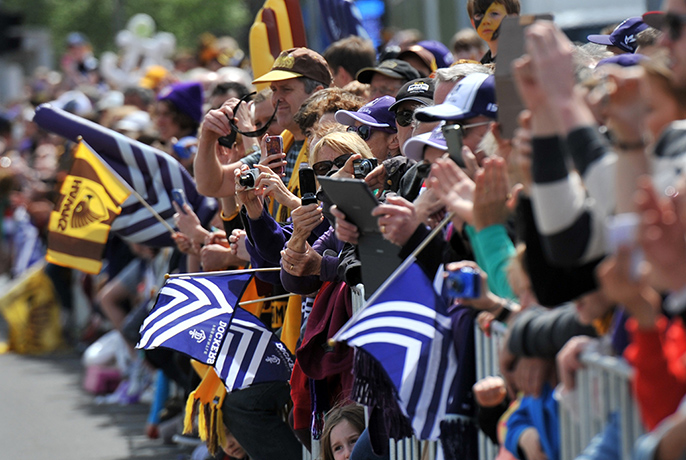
[137,273,294,392]
[33,104,217,247]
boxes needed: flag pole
[79,138,177,236]
[166,266,281,278]
[127,187,177,235]
[329,211,455,345]
[239,293,293,306]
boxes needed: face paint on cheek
[476,1,506,42]
[473,16,483,31]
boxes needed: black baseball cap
[355,59,422,84]
[388,78,435,112]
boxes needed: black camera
[353,158,378,178]
[238,168,260,189]
[299,167,318,206]
[445,267,481,299]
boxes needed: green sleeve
[465,224,517,300]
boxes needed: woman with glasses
[281,131,374,295]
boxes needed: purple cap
[587,17,649,53]
[335,96,398,128]
[597,53,647,67]
[414,73,497,122]
[157,81,204,124]
[418,40,454,69]
[403,124,447,161]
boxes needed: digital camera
[299,167,318,206]
[445,267,481,299]
[238,168,260,189]
[353,158,378,178]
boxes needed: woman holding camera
[280,131,375,293]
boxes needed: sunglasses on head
[312,153,352,176]
[663,13,686,41]
[346,124,396,141]
[395,109,415,128]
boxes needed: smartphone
[299,167,318,206]
[172,188,189,214]
[442,123,464,168]
[266,135,284,176]
[605,213,643,279]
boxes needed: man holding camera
[195,47,332,223]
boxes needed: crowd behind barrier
[5,2,686,460]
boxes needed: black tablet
[317,176,380,234]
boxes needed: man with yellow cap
[194,47,332,222]
[252,47,333,221]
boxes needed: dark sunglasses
[312,153,352,176]
[217,92,279,148]
[663,13,686,41]
[395,109,415,128]
[346,124,396,141]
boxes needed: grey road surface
[0,351,193,460]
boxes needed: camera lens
[447,277,463,293]
[239,174,255,188]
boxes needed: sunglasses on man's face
[346,124,396,141]
[663,13,686,41]
[312,153,352,176]
[395,109,415,128]
[455,120,493,137]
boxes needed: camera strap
[217,92,280,148]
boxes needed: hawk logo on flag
[71,192,106,229]
[137,273,294,392]
[338,263,458,440]
[47,140,132,274]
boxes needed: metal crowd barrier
[389,438,436,460]
[472,321,644,460]
[474,321,508,460]
[559,349,644,460]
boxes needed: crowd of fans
[4,0,686,459]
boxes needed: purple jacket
[242,206,329,285]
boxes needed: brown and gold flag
[46,141,131,274]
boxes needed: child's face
[471,1,507,43]
[222,430,247,459]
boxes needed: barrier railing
[389,438,436,460]
[474,321,508,460]
[473,322,644,460]
[559,348,643,460]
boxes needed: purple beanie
[157,81,204,123]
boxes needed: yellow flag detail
[0,263,64,354]
[46,141,131,274]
